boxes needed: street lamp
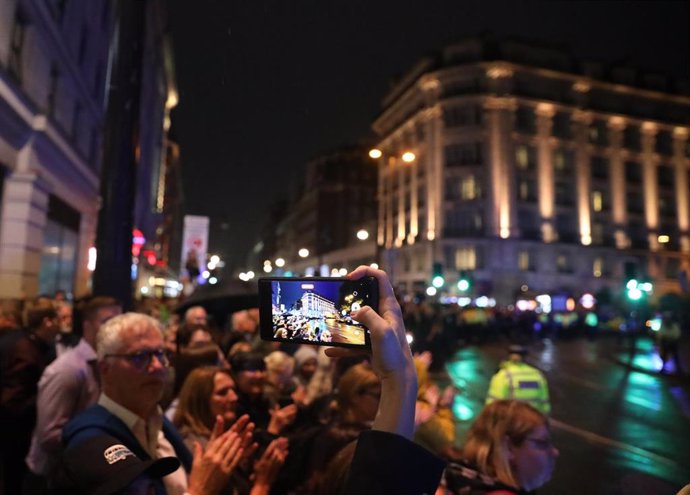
[369,148,382,159]
[298,248,309,258]
[275,258,285,267]
[356,229,369,241]
[401,151,416,163]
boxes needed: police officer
[485,345,551,414]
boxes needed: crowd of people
[4,268,684,494]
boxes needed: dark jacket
[61,404,193,494]
[343,430,446,495]
[444,461,529,495]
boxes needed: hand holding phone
[325,266,417,439]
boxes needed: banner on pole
[181,215,209,283]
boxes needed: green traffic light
[627,287,643,301]
[457,279,470,291]
[432,275,445,288]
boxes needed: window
[515,145,536,171]
[38,195,80,296]
[656,131,672,155]
[589,120,608,146]
[444,143,482,167]
[624,126,640,150]
[518,251,532,271]
[592,191,603,212]
[591,222,604,245]
[455,247,476,270]
[625,161,642,184]
[627,191,644,214]
[518,179,537,203]
[666,258,681,280]
[515,107,536,134]
[461,175,479,200]
[552,112,571,139]
[657,165,674,189]
[556,254,571,273]
[443,105,479,127]
[591,156,609,180]
[593,257,604,278]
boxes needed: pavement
[607,332,690,383]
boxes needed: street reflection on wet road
[440,337,689,494]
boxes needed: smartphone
[258,276,378,348]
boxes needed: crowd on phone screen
[2,273,685,495]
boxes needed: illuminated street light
[426,286,437,296]
[370,263,379,269]
[356,229,369,241]
[246,271,255,280]
[369,148,382,159]
[210,255,220,264]
[401,151,416,163]
[275,258,285,267]
[263,264,272,273]
[209,277,218,285]
[338,268,348,277]
[298,248,310,258]
[658,235,670,244]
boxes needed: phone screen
[258,277,377,348]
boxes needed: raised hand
[267,403,297,435]
[188,421,244,495]
[251,437,289,494]
[326,266,418,439]
[228,414,258,461]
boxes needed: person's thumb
[352,306,389,342]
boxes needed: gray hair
[96,312,164,360]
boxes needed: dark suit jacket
[343,430,446,495]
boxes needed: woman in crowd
[173,366,288,495]
[263,350,297,406]
[294,362,381,494]
[230,351,297,439]
[445,400,559,494]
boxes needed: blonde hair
[335,363,380,422]
[461,400,547,488]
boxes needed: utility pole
[92,0,146,310]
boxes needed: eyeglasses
[525,436,554,450]
[105,348,169,370]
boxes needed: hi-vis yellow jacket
[486,361,551,414]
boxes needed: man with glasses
[63,312,246,495]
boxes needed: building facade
[372,37,690,304]
[0,0,177,300]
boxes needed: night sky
[168,0,690,270]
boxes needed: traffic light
[457,270,472,292]
[432,262,445,288]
